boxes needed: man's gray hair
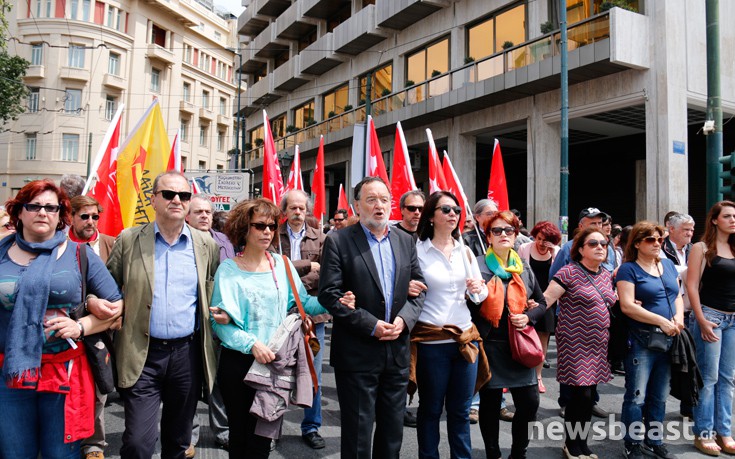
[473,199,498,216]
[188,195,213,214]
[668,212,694,229]
[60,174,85,199]
[280,189,313,213]
[399,190,425,209]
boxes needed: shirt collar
[154,222,191,243]
[287,223,306,240]
[360,222,390,242]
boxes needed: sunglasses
[436,205,461,215]
[250,222,277,232]
[642,236,664,244]
[405,205,424,213]
[584,239,609,248]
[156,190,192,202]
[490,226,515,236]
[333,218,345,222]
[23,203,61,213]
[79,213,100,221]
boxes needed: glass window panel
[468,18,493,60]
[181,120,189,142]
[31,44,43,65]
[62,134,80,161]
[495,4,526,52]
[407,51,425,85]
[272,114,286,138]
[26,134,37,160]
[69,45,85,68]
[82,0,90,20]
[28,88,39,113]
[151,69,160,92]
[64,89,81,113]
[294,101,314,129]
[108,52,119,75]
[426,38,449,75]
[105,96,116,120]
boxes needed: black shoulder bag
[70,244,117,394]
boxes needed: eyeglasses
[436,205,461,215]
[23,203,61,213]
[79,213,100,221]
[250,222,277,232]
[490,226,515,236]
[156,190,192,202]
[642,236,664,244]
[584,239,609,248]
[333,218,345,222]
[404,205,424,213]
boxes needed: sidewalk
[103,324,709,458]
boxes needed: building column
[644,0,689,219]
[448,130,476,204]
[527,102,560,226]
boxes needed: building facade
[237,0,735,227]
[0,0,240,202]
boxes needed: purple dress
[553,263,614,386]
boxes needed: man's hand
[408,280,428,298]
[339,291,356,309]
[376,317,405,341]
[86,296,121,320]
[373,320,397,340]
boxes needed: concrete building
[237,0,735,227]
[0,0,240,202]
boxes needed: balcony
[376,0,449,30]
[302,0,344,19]
[241,47,268,74]
[246,77,282,108]
[199,107,214,122]
[300,33,344,75]
[146,44,175,65]
[103,73,126,91]
[238,2,269,37]
[59,66,90,82]
[275,1,318,40]
[24,65,45,79]
[143,0,197,27]
[179,100,196,115]
[273,56,311,91]
[252,24,290,59]
[217,114,231,126]
[333,5,387,55]
[252,0,291,17]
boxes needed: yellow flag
[116,100,171,228]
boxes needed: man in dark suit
[319,177,425,459]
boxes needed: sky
[215,0,245,16]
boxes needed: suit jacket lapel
[352,225,385,298]
[138,224,155,295]
[191,227,208,297]
[389,230,403,296]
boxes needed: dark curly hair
[224,198,281,251]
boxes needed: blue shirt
[286,224,306,261]
[360,223,396,322]
[150,223,199,339]
[616,258,679,329]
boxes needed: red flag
[366,115,390,184]
[389,121,417,220]
[487,139,509,211]
[337,183,353,216]
[286,145,304,192]
[442,152,468,232]
[167,128,182,172]
[87,104,124,236]
[261,110,284,204]
[311,135,326,221]
[426,128,447,194]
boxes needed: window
[293,100,314,130]
[108,52,120,75]
[360,63,393,101]
[184,45,192,64]
[183,82,191,102]
[181,120,189,142]
[199,125,207,146]
[25,134,37,160]
[105,95,116,120]
[31,44,43,66]
[467,3,526,61]
[214,31,221,42]
[407,38,449,84]
[151,68,160,92]
[323,84,348,118]
[64,89,82,114]
[106,6,114,27]
[151,23,166,47]
[201,90,209,109]
[27,87,40,113]
[70,0,78,17]
[271,114,286,138]
[249,125,264,147]
[198,160,206,169]
[68,45,86,68]
[82,0,90,20]
[219,97,227,115]
[217,131,225,151]
[45,0,51,17]
[62,134,80,161]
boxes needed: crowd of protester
[1,172,734,459]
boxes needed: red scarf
[68,230,98,244]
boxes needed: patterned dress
[553,263,614,386]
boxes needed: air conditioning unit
[324,170,334,186]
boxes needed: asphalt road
[102,325,712,458]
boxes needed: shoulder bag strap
[656,263,675,319]
[71,243,89,320]
[281,254,319,394]
[576,262,612,308]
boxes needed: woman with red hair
[517,221,561,393]
[0,180,122,458]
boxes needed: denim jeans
[416,341,478,459]
[621,331,671,445]
[0,383,81,458]
[690,305,735,438]
[301,321,325,435]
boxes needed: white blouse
[416,238,488,342]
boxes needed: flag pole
[82,103,125,195]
